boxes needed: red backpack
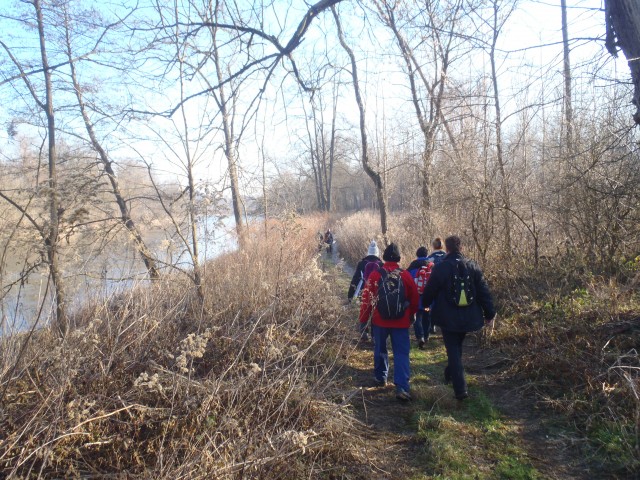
[414,263,433,294]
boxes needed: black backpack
[376,268,407,319]
[448,260,475,307]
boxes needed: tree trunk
[332,7,389,239]
[561,0,574,150]
[303,103,325,210]
[35,0,67,335]
[220,96,244,244]
[326,88,338,212]
[312,108,328,210]
[490,0,511,258]
[63,14,160,280]
[606,0,640,124]
[212,28,244,245]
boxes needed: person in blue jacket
[426,237,446,265]
[407,246,432,349]
[422,235,496,400]
[421,238,445,335]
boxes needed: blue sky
[0,0,627,189]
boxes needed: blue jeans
[441,329,468,397]
[372,325,411,392]
[413,310,431,340]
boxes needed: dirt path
[324,250,594,480]
[465,343,594,480]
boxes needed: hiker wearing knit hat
[368,241,380,257]
[348,240,383,303]
[382,243,401,262]
[349,240,384,344]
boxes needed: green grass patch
[408,342,542,479]
[586,419,640,474]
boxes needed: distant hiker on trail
[426,237,446,265]
[317,231,325,252]
[324,229,334,253]
[422,235,496,401]
[349,240,383,343]
[359,243,419,402]
[407,246,434,349]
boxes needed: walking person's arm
[472,265,496,322]
[348,261,363,301]
[403,270,420,315]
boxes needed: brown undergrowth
[0,214,378,478]
[485,258,640,477]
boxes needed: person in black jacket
[348,241,383,343]
[422,235,496,400]
[348,241,382,302]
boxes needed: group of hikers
[319,229,334,253]
[348,236,496,402]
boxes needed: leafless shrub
[486,265,640,474]
[0,214,374,478]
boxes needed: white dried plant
[175,329,212,374]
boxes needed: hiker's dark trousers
[441,329,467,396]
[413,309,433,341]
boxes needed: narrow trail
[465,344,592,480]
[321,245,593,480]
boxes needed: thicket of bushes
[490,262,640,475]
[0,214,371,478]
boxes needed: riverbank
[0,214,374,477]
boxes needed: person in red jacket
[359,243,419,401]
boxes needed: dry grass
[333,211,385,267]
[333,210,425,268]
[0,213,374,478]
[334,209,463,269]
[481,259,640,475]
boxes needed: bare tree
[0,0,69,333]
[61,3,160,280]
[332,6,389,239]
[488,0,517,257]
[300,86,339,212]
[561,0,574,149]
[372,0,470,231]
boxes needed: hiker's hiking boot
[455,391,469,401]
[418,337,426,350]
[373,378,387,388]
[358,337,374,351]
[395,389,412,402]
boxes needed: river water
[0,216,239,335]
